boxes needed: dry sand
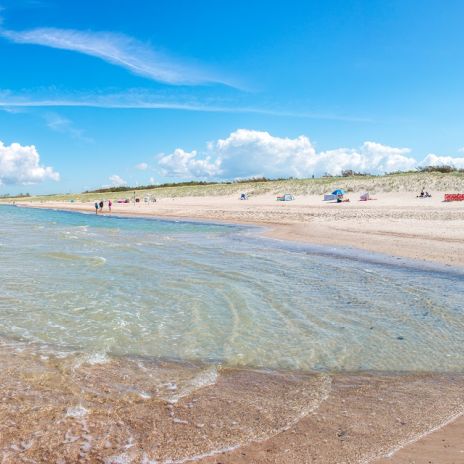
[7,192,464,463]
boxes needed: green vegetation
[1,169,464,203]
[0,192,30,199]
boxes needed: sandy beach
[18,190,464,266]
[4,191,461,463]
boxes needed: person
[108,199,112,212]
[99,200,104,211]
[94,202,99,214]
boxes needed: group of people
[94,199,112,214]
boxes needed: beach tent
[332,189,345,196]
[277,194,295,201]
[360,192,370,201]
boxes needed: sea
[0,204,463,463]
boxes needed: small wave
[164,365,219,404]
[91,256,107,265]
[72,352,110,369]
[362,407,464,464]
[43,252,106,266]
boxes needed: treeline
[417,165,464,173]
[83,177,292,194]
[340,165,464,177]
[0,193,31,198]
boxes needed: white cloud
[458,147,464,154]
[0,140,59,185]
[317,141,416,176]
[0,26,230,86]
[149,177,156,184]
[109,174,127,187]
[135,162,148,171]
[43,112,91,141]
[157,129,418,179]
[420,153,464,169]
[0,89,368,121]
[158,148,221,179]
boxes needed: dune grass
[2,171,464,203]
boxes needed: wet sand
[1,339,463,464]
[3,195,464,462]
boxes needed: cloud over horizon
[108,174,127,187]
[421,153,464,169]
[157,129,422,179]
[0,26,230,86]
[0,140,59,185]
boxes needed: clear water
[1,205,463,372]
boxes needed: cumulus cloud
[420,153,464,169]
[135,162,148,171]
[0,26,231,86]
[157,129,418,179]
[0,140,59,185]
[109,174,127,187]
[158,148,221,179]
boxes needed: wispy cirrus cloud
[42,112,92,142]
[0,25,233,87]
[0,89,371,122]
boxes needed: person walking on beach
[108,199,112,212]
[94,202,99,214]
[99,200,104,212]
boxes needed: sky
[1,0,464,194]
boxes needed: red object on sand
[444,194,464,202]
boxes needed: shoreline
[10,192,464,267]
[13,202,464,279]
[2,197,464,462]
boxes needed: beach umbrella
[332,189,345,195]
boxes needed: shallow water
[1,205,463,372]
[1,205,464,463]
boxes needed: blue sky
[1,0,464,193]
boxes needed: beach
[0,191,460,463]
[18,190,464,266]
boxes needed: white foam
[91,256,107,265]
[167,366,218,404]
[66,405,88,418]
[162,445,241,464]
[104,453,134,464]
[86,352,110,365]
